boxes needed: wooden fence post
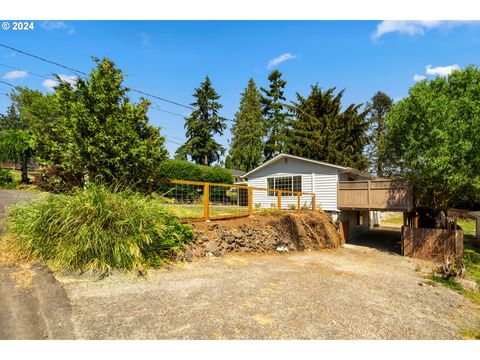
[277,190,282,210]
[248,187,253,216]
[204,182,210,221]
[312,194,316,211]
[297,192,301,210]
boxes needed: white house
[241,153,374,240]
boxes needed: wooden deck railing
[337,179,413,211]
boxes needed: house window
[267,175,302,196]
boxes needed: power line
[0,43,235,122]
[0,79,16,88]
[150,105,188,118]
[0,43,87,76]
[165,139,185,146]
[0,43,238,149]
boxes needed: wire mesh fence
[149,178,316,222]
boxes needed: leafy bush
[154,159,233,202]
[156,159,233,184]
[0,168,14,188]
[6,184,193,275]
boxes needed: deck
[338,179,413,211]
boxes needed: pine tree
[287,85,369,170]
[176,76,226,166]
[0,102,22,130]
[228,79,264,172]
[260,70,288,160]
[365,91,393,177]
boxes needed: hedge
[155,160,233,184]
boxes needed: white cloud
[425,64,460,76]
[413,74,427,82]
[42,74,78,91]
[40,21,75,35]
[3,70,28,80]
[141,33,151,47]
[267,53,298,69]
[372,20,479,39]
[42,79,58,91]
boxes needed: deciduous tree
[365,91,393,177]
[380,65,480,210]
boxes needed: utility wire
[0,43,236,148]
[0,79,16,88]
[0,43,231,116]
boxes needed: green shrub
[156,159,233,184]
[154,160,233,202]
[6,184,193,275]
[0,168,14,188]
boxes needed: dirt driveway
[57,244,480,340]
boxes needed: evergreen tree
[260,70,288,160]
[176,76,226,166]
[287,85,369,170]
[228,79,264,172]
[224,154,233,169]
[365,91,393,177]
[33,58,168,186]
[0,102,22,130]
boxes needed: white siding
[246,157,339,211]
[313,169,338,211]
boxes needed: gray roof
[242,153,372,179]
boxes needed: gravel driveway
[58,244,480,339]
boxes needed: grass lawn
[161,204,248,219]
[0,168,41,190]
[381,215,403,227]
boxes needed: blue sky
[1,20,479,158]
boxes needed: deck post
[297,192,301,210]
[312,194,316,211]
[277,190,282,210]
[248,187,253,216]
[204,182,210,221]
[367,180,371,207]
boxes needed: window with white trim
[267,175,302,196]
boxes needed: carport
[337,179,413,254]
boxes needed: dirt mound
[179,211,345,260]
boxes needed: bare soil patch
[181,211,344,260]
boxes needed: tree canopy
[176,76,226,166]
[228,79,264,172]
[380,65,480,210]
[260,70,288,160]
[287,85,369,170]
[34,57,168,186]
[365,91,393,177]
[0,91,37,182]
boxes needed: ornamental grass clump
[6,184,193,275]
